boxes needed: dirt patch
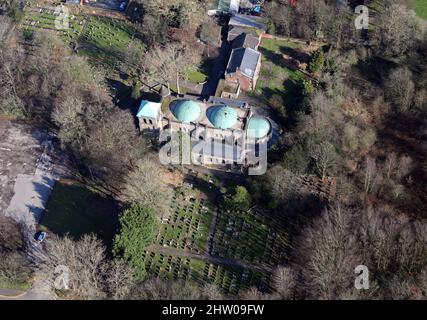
[0,121,43,215]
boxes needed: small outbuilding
[137,100,162,130]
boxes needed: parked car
[119,2,126,11]
[34,231,47,243]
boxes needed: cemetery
[210,206,289,267]
[156,193,214,254]
[21,8,85,43]
[141,252,270,295]
[20,7,143,70]
[138,179,282,294]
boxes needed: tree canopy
[113,203,159,281]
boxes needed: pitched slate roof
[226,47,261,79]
[227,26,258,42]
[232,33,260,50]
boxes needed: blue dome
[247,117,271,139]
[171,100,202,123]
[208,106,238,129]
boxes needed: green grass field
[255,38,306,109]
[415,0,427,20]
[186,59,213,84]
[0,279,31,292]
[186,68,208,83]
[82,17,134,53]
[41,182,119,247]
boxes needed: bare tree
[0,217,31,286]
[201,283,224,300]
[141,42,201,94]
[85,110,150,183]
[396,154,413,180]
[105,259,133,300]
[271,266,297,299]
[142,0,204,28]
[37,234,107,300]
[373,4,419,57]
[295,0,330,40]
[0,15,12,45]
[121,156,174,217]
[310,141,338,181]
[385,152,397,179]
[239,287,268,300]
[52,96,86,150]
[127,278,201,300]
[385,67,415,112]
[363,156,382,194]
[296,204,359,299]
[265,165,308,205]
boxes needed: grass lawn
[255,38,306,110]
[0,279,31,292]
[78,16,145,71]
[41,182,119,247]
[82,16,134,54]
[186,59,213,84]
[186,69,208,83]
[415,0,427,20]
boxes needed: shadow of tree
[280,46,311,63]
[354,56,398,86]
[40,182,120,250]
[259,47,287,69]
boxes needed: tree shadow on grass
[280,46,311,63]
[259,47,286,69]
[40,182,120,250]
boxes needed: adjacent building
[137,97,272,171]
[225,47,261,91]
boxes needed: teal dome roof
[208,106,238,129]
[136,100,161,119]
[247,117,271,139]
[171,100,202,123]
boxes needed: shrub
[308,49,325,74]
[113,203,158,281]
